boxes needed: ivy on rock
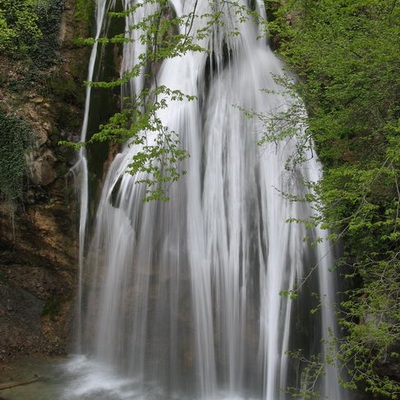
[0,109,31,202]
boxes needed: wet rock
[34,129,49,148]
[43,121,53,134]
[31,96,45,104]
[0,283,44,353]
[27,148,58,186]
[0,0,84,368]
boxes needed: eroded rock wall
[0,0,88,364]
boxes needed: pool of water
[0,355,64,400]
[0,355,151,400]
[0,355,257,400]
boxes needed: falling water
[71,0,117,350]
[70,1,345,399]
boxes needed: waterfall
[70,0,118,351]
[68,1,346,399]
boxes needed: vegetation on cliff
[267,0,400,397]
[0,0,85,202]
[0,0,42,54]
[0,110,30,202]
[0,0,83,363]
[0,0,65,63]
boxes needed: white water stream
[70,1,346,399]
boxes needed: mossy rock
[42,296,63,320]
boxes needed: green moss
[0,0,42,55]
[0,268,9,282]
[27,0,65,68]
[42,296,62,320]
[48,72,85,106]
[0,108,31,202]
[75,0,96,27]
[55,163,70,177]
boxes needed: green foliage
[0,0,64,69]
[0,109,31,202]
[28,0,65,68]
[75,0,95,24]
[339,263,400,398]
[90,86,193,201]
[269,0,400,165]
[0,0,42,54]
[285,350,325,399]
[238,82,312,169]
[268,0,400,397]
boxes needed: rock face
[0,184,77,363]
[0,0,88,365]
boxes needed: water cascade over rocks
[68,1,346,399]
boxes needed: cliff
[0,0,88,364]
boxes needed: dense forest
[0,0,399,399]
